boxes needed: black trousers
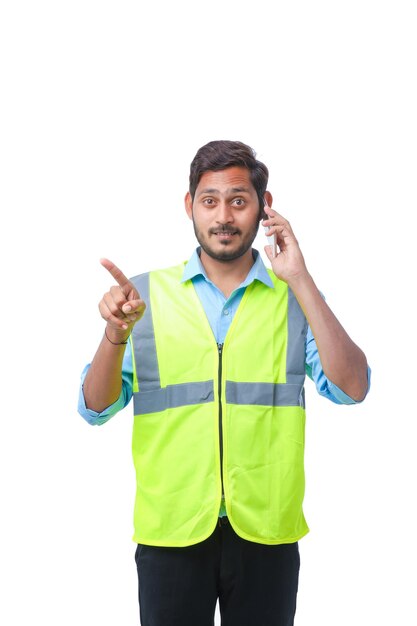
[135,516,300,626]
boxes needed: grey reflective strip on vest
[286,288,307,384]
[130,272,160,391]
[133,380,214,414]
[226,381,305,407]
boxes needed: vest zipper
[217,343,225,501]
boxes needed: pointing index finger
[100,258,132,291]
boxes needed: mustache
[209,226,241,235]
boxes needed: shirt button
[223,309,230,316]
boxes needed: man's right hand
[99,258,146,343]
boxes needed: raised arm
[263,206,368,401]
[83,259,146,413]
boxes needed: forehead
[196,166,255,195]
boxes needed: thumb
[121,299,144,314]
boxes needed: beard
[192,218,260,262]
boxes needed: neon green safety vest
[129,262,309,547]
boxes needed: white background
[1,1,416,624]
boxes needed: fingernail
[124,305,131,313]
[122,324,128,329]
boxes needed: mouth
[211,230,239,240]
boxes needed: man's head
[185,140,272,263]
[188,140,269,216]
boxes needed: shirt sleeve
[305,324,371,405]
[77,343,134,425]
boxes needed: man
[79,140,370,626]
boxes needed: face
[185,167,264,263]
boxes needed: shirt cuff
[326,366,372,405]
[78,385,127,425]
[77,364,128,425]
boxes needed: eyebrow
[198,186,251,196]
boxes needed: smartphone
[263,198,277,258]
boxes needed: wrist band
[104,327,130,345]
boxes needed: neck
[199,248,255,297]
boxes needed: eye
[232,198,245,207]
[203,197,216,206]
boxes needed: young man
[79,140,370,626]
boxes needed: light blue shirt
[78,249,370,426]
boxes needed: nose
[216,201,234,224]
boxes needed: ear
[184,192,193,220]
[264,191,273,207]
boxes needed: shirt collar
[181,248,274,289]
